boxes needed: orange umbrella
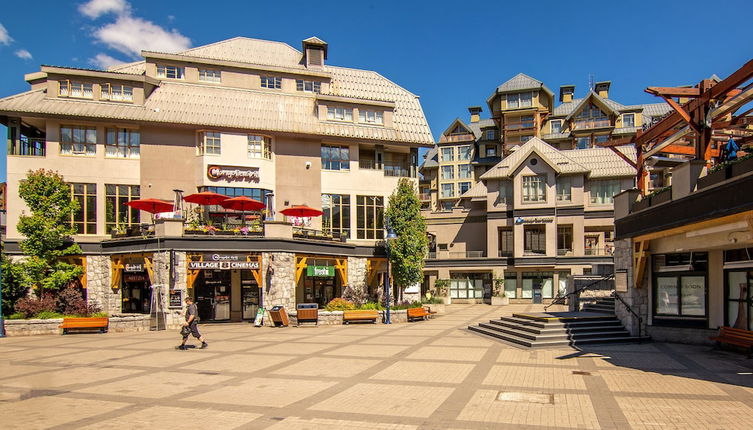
[184,191,229,205]
[280,205,323,217]
[125,198,174,214]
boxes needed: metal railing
[573,118,611,129]
[584,248,614,256]
[358,159,379,170]
[384,164,411,177]
[9,137,46,156]
[440,134,474,143]
[504,120,536,131]
[545,273,614,310]
[613,291,643,343]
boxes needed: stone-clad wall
[152,251,188,329]
[613,238,648,336]
[263,252,296,311]
[347,257,368,296]
[86,255,120,314]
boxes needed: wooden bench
[343,310,378,324]
[407,307,429,322]
[710,326,753,356]
[59,317,109,335]
[423,306,437,319]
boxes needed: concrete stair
[468,311,649,348]
[581,297,616,314]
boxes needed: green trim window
[60,125,96,156]
[322,194,351,238]
[106,128,140,158]
[70,183,97,234]
[522,175,546,203]
[356,195,384,239]
[198,131,221,156]
[106,184,140,233]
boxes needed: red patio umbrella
[125,198,174,214]
[183,191,229,206]
[219,196,266,212]
[280,205,323,218]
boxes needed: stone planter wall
[3,314,152,336]
[285,309,412,326]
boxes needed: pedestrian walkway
[1,304,752,429]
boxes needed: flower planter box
[491,296,510,306]
[214,231,236,236]
[631,198,650,213]
[730,156,753,178]
[697,166,729,190]
[650,189,672,206]
[184,229,207,235]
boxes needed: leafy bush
[14,295,57,318]
[8,312,26,320]
[325,298,356,311]
[341,285,369,307]
[56,286,86,315]
[35,311,65,319]
[1,254,28,316]
[359,302,385,310]
[91,312,109,318]
[391,300,423,310]
[421,296,444,304]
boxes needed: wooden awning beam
[645,87,701,97]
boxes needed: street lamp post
[384,221,398,325]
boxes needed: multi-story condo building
[420,73,673,303]
[1,36,433,325]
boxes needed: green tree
[16,169,83,292]
[385,178,428,300]
[1,251,27,315]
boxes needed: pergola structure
[600,59,753,194]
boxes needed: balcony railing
[504,120,536,131]
[440,134,474,143]
[573,118,611,130]
[384,163,410,177]
[427,251,486,259]
[9,137,46,156]
[359,159,379,170]
[584,248,613,256]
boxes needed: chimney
[468,106,482,123]
[302,37,328,68]
[559,85,575,103]
[595,81,611,99]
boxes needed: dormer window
[296,79,321,93]
[507,92,533,109]
[358,109,383,125]
[156,65,184,79]
[101,84,133,102]
[59,81,93,99]
[484,130,496,140]
[327,106,353,122]
[550,120,563,134]
[199,69,221,83]
[622,113,635,128]
[261,76,282,89]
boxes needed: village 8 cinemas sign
[188,253,260,270]
[207,165,260,183]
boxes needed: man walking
[177,296,208,350]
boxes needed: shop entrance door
[196,270,231,322]
[726,269,753,330]
[121,272,151,313]
[303,278,337,308]
[241,270,261,320]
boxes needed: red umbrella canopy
[184,191,229,205]
[125,198,174,214]
[219,196,266,212]
[280,205,323,218]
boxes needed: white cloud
[78,0,129,19]
[0,23,12,45]
[90,53,124,69]
[14,49,32,60]
[94,15,190,58]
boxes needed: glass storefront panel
[681,276,705,316]
[542,278,553,299]
[504,276,517,298]
[521,279,533,299]
[449,278,484,299]
[656,276,679,315]
[725,269,752,330]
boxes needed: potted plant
[110,224,127,238]
[697,163,730,189]
[434,279,451,305]
[649,186,672,206]
[491,278,509,305]
[631,195,650,212]
[730,153,753,178]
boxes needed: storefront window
[522,272,554,300]
[200,186,271,223]
[725,268,753,330]
[504,273,517,298]
[322,194,351,238]
[653,252,708,322]
[449,273,490,299]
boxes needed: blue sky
[1,0,751,181]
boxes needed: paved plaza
[1,304,753,430]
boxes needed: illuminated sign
[207,165,260,183]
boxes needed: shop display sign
[515,217,554,224]
[169,289,183,308]
[306,265,335,277]
[124,263,143,273]
[188,253,260,270]
[207,165,260,183]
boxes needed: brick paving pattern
[1,304,753,429]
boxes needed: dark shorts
[182,322,201,339]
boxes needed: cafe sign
[306,265,335,277]
[207,165,260,183]
[188,253,260,270]
[124,263,144,273]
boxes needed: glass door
[726,270,752,330]
[196,270,231,322]
[241,270,260,320]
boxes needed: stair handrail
[544,273,615,311]
[612,291,642,343]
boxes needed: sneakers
[200,342,208,349]
[175,345,188,350]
